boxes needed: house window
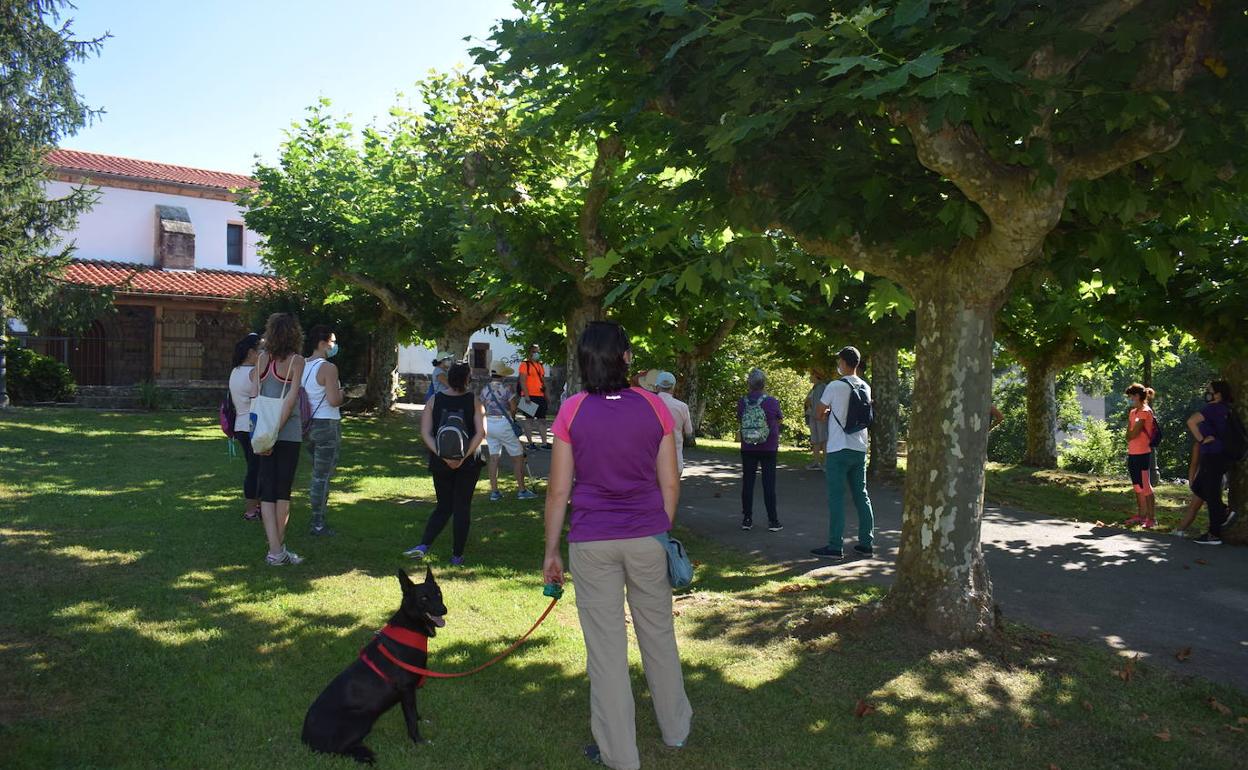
[226,223,244,266]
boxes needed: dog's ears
[396,568,416,591]
[424,565,435,584]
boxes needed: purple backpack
[219,391,236,438]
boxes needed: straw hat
[492,363,516,377]
[639,368,661,392]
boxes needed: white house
[21,149,278,386]
[398,325,524,376]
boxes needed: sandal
[243,508,260,521]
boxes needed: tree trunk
[0,298,10,410]
[1022,360,1059,468]
[1224,357,1248,544]
[674,352,703,442]
[435,329,473,361]
[867,342,900,480]
[563,293,604,396]
[889,286,996,641]
[364,323,399,413]
[1143,348,1153,388]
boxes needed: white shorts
[485,415,524,457]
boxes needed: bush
[136,380,166,411]
[699,330,814,446]
[987,369,1084,464]
[3,343,76,403]
[1059,417,1127,475]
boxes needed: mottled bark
[867,342,900,480]
[436,329,472,361]
[889,285,998,641]
[1224,358,1248,545]
[364,322,399,413]
[563,295,604,396]
[0,298,10,410]
[1023,361,1059,468]
[674,352,704,440]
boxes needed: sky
[59,0,518,174]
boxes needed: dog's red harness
[359,624,429,688]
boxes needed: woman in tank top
[303,325,345,537]
[249,312,306,566]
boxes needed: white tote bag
[250,364,291,455]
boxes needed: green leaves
[819,55,889,80]
[588,248,623,278]
[891,0,931,30]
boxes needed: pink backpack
[219,391,236,438]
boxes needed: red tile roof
[62,260,283,301]
[48,149,258,191]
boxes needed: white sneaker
[1171,529,1186,538]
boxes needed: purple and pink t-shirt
[552,387,674,543]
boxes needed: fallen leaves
[1189,726,1207,736]
[1154,728,1172,742]
[1081,700,1094,712]
[1209,697,1232,717]
[1175,647,1192,662]
[1195,559,1210,566]
[1094,520,1108,528]
[853,699,876,718]
[778,583,816,594]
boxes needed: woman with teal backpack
[737,367,783,532]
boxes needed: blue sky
[60,0,518,174]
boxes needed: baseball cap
[655,371,676,389]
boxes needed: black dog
[302,567,447,764]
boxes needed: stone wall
[104,305,154,385]
[77,381,227,410]
[160,309,204,381]
[398,372,565,409]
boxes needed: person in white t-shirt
[655,371,694,475]
[229,333,262,521]
[811,346,875,561]
[303,325,345,537]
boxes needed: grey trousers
[570,536,693,770]
[304,418,341,528]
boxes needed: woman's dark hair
[578,321,631,394]
[447,362,471,391]
[1124,383,1154,404]
[305,324,333,356]
[231,333,261,369]
[262,312,303,359]
[1210,380,1235,403]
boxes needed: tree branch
[693,316,738,359]
[1061,121,1184,182]
[1025,0,1147,81]
[781,229,909,286]
[578,133,624,263]
[330,268,421,326]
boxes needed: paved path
[527,446,1248,690]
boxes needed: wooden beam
[152,304,164,379]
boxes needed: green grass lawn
[3,409,1247,770]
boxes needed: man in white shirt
[655,371,694,475]
[811,346,875,561]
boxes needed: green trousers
[824,449,874,549]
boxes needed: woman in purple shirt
[543,321,692,770]
[1185,380,1239,545]
[737,367,783,532]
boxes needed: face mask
[327,343,339,359]
[532,353,542,361]
[1204,391,1215,403]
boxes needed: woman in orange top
[1123,383,1157,528]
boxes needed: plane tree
[485,0,1248,638]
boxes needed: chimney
[155,205,195,269]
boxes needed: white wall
[398,325,523,374]
[45,180,263,273]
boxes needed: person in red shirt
[1123,383,1157,528]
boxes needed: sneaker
[1171,529,1187,538]
[740,517,753,531]
[517,489,538,500]
[489,490,503,502]
[583,744,603,765]
[1194,532,1222,546]
[1123,515,1145,527]
[810,546,844,560]
[767,521,784,532]
[309,524,336,537]
[1141,518,1156,530]
[1224,510,1239,531]
[266,548,303,566]
[450,555,466,566]
[404,544,429,559]
[853,544,874,556]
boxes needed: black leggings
[741,450,778,521]
[235,431,260,499]
[258,440,301,503]
[421,456,484,557]
[1192,452,1231,535]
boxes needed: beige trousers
[570,536,693,770]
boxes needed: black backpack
[1224,410,1248,463]
[1148,417,1163,449]
[434,395,472,460]
[831,377,874,435]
